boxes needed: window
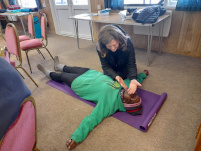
[55,0,68,5]
[72,0,88,5]
[17,0,37,8]
[124,0,177,8]
[165,0,177,8]
[124,0,164,6]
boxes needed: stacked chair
[20,13,54,73]
[19,13,35,42]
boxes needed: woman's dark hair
[97,25,129,58]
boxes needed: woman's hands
[115,76,142,94]
[127,79,142,94]
[115,76,128,90]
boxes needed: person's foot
[37,64,51,78]
[143,70,149,76]
[37,64,46,74]
[66,139,76,150]
[54,56,65,71]
[54,56,60,71]
[54,56,65,72]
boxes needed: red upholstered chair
[0,96,40,151]
[20,13,54,73]
[19,13,34,42]
[5,23,38,87]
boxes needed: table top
[69,13,170,27]
[0,12,30,17]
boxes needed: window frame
[17,0,37,8]
[124,0,177,9]
[164,0,177,8]
[124,0,164,7]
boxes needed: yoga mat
[47,80,167,132]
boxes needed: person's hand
[67,139,76,149]
[127,79,142,94]
[115,76,128,90]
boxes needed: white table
[0,12,30,35]
[69,13,170,66]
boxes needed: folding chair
[5,23,38,87]
[20,13,54,73]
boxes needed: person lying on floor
[37,56,149,150]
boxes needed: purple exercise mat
[47,80,167,132]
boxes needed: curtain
[176,0,201,11]
[8,0,17,5]
[35,0,42,9]
[104,0,111,8]
[104,0,124,10]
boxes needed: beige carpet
[1,33,201,151]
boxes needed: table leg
[158,20,164,55]
[147,26,153,66]
[19,16,26,35]
[74,19,79,49]
[89,21,94,43]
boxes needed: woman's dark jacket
[96,25,137,81]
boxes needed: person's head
[121,89,143,116]
[122,90,140,104]
[98,25,129,58]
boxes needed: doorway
[49,0,91,39]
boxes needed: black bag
[132,6,166,24]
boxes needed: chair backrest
[41,13,47,40]
[28,13,35,38]
[5,23,22,64]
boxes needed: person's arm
[126,39,141,94]
[127,38,137,81]
[96,47,118,80]
[115,76,128,90]
[96,49,128,90]
[70,100,114,143]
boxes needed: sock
[54,56,65,71]
[37,64,51,78]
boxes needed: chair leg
[16,69,25,79]
[25,51,32,73]
[37,49,45,60]
[19,67,38,87]
[44,47,54,60]
[0,24,5,41]
[1,35,5,41]
[5,17,9,24]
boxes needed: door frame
[49,0,60,35]
[49,0,91,38]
